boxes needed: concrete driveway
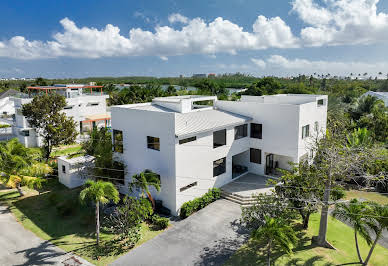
[0,204,92,266]
[111,199,249,266]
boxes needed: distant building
[0,89,18,116]
[11,84,110,147]
[111,94,328,215]
[192,74,207,78]
[362,91,388,106]
[208,73,216,78]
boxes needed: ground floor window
[179,181,198,192]
[302,125,310,139]
[147,136,160,151]
[250,148,261,164]
[113,129,123,153]
[213,157,226,177]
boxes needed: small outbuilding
[57,155,95,189]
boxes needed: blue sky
[1,0,388,78]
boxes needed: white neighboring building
[111,94,328,215]
[58,155,94,188]
[11,84,110,147]
[0,89,18,116]
[363,91,388,106]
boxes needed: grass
[51,144,83,157]
[0,179,166,265]
[226,213,388,266]
[345,190,388,205]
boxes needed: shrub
[180,188,221,219]
[152,214,169,229]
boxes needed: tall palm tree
[252,216,297,266]
[364,203,388,265]
[79,180,119,246]
[332,199,373,264]
[129,169,161,209]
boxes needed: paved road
[0,204,92,266]
[111,199,249,266]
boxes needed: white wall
[111,107,178,214]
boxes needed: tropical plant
[79,180,120,246]
[129,169,161,209]
[346,128,372,148]
[252,216,297,266]
[332,199,374,264]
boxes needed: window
[179,136,196,145]
[250,148,261,164]
[147,136,160,151]
[179,182,198,192]
[314,121,319,132]
[113,130,123,153]
[88,102,99,106]
[302,125,310,139]
[62,165,66,173]
[250,123,262,139]
[234,124,248,140]
[213,129,226,148]
[20,130,29,137]
[64,106,73,110]
[317,99,324,106]
[213,157,226,177]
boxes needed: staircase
[221,189,256,206]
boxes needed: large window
[147,136,160,151]
[179,136,196,145]
[179,181,198,192]
[213,129,226,148]
[113,130,123,153]
[302,125,310,139]
[213,157,226,177]
[20,130,29,137]
[250,148,262,164]
[234,124,248,140]
[250,123,262,139]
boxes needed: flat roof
[175,109,251,138]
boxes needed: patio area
[221,173,275,198]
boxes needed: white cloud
[251,58,266,69]
[0,15,297,59]
[293,0,388,46]
[258,55,388,76]
[168,13,189,24]
[159,56,168,61]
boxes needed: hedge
[179,188,221,219]
[152,214,169,229]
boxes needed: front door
[266,154,274,175]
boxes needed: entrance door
[266,154,274,175]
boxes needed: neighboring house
[362,91,388,106]
[58,155,94,188]
[111,94,328,215]
[11,84,110,147]
[0,89,18,116]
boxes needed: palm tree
[364,203,388,265]
[129,169,161,209]
[79,180,119,246]
[332,199,373,264]
[0,138,50,196]
[252,216,297,266]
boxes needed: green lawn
[345,190,388,205]
[226,213,388,266]
[0,180,165,265]
[51,144,84,157]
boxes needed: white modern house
[362,91,388,106]
[111,94,328,215]
[0,89,18,116]
[11,84,110,147]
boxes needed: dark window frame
[179,181,198,192]
[302,125,310,139]
[317,99,324,106]
[213,129,226,148]
[234,124,248,140]
[250,123,262,139]
[147,136,160,151]
[113,129,123,153]
[213,157,226,177]
[62,165,66,173]
[250,148,262,164]
[179,136,196,145]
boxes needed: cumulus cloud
[251,58,266,69]
[168,13,189,24]
[257,55,388,76]
[0,15,297,59]
[292,0,388,46]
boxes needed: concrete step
[221,191,256,206]
[221,190,255,201]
